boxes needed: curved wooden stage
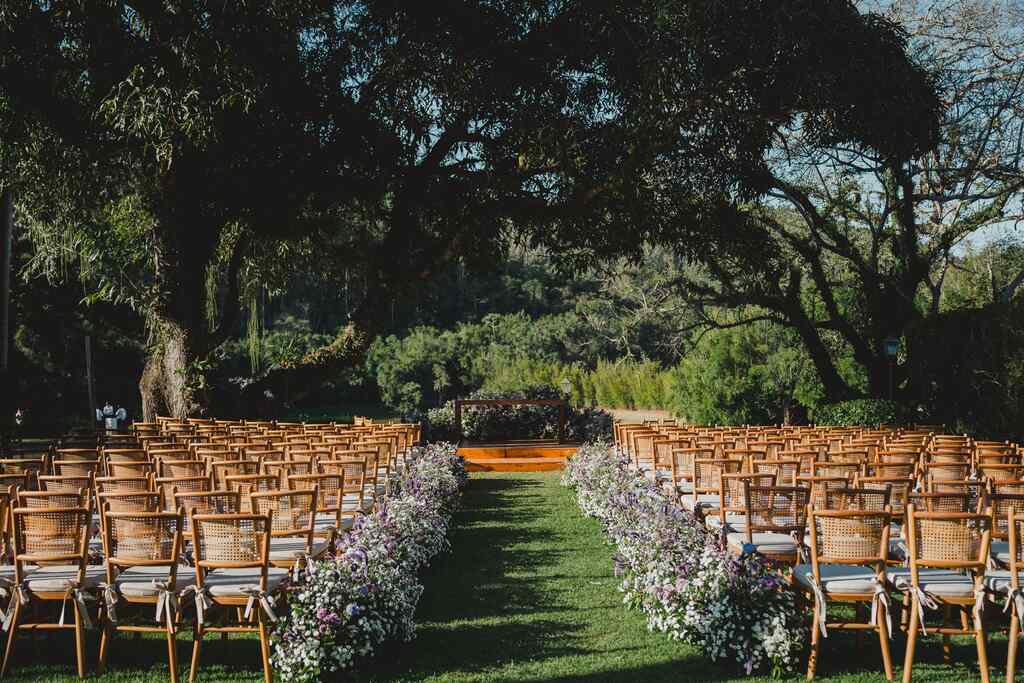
[458,439,578,472]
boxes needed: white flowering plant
[271,443,466,682]
[562,442,803,675]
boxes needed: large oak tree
[1,1,941,418]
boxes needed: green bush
[811,399,913,427]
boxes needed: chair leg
[189,624,203,683]
[72,598,87,679]
[97,614,113,674]
[976,619,991,683]
[902,594,920,683]
[166,617,179,683]
[257,611,272,683]
[807,601,821,680]
[942,605,952,664]
[878,602,894,682]
[0,598,22,678]
[1008,611,1019,683]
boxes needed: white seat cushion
[727,532,798,556]
[26,565,106,592]
[0,565,31,586]
[983,569,1022,593]
[114,565,197,597]
[794,564,879,594]
[889,568,976,597]
[202,567,288,598]
[268,537,329,561]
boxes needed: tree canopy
[1,1,944,419]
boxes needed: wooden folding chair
[97,509,192,683]
[800,508,894,680]
[896,504,992,683]
[2,504,101,678]
[187,513,286,683]
[249,489,327,574]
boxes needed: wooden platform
[459,442,579,472]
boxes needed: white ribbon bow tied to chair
[241,588,278,622]
[181,585,212,625]
[152,580,178,624]
[98,583,119,625]
[0,583,30,632]
[1003,585,1024,626]
[870,577,892,638]
[58,582,95,629]
[973,583,987,631]
[790,531,809,563]
[908,585,939,636]
[805,574,828,638]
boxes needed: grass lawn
[365,472,1004,683]
[5,471,1008,681]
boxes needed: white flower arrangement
[562,442,803,675]
[271,442,467,682]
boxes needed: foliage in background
[810,399,912,427]
[669,324,824,425]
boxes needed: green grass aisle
[367,472,1002,683]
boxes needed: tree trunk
[138,215,221,421]
[139,319,205,420]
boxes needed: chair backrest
[173,490,242,530]
[288,474,344,513]
[856,477,913,514]
[53,460,101,477]
[988,493,1024,541]
[909,491,976,513]
[103,510,183,570]
[752,460,800,486]
[106,461,155,478]
[1007,509,1024,591]
[824,486,891,511]
[693,459,743,495]
[905,503,991,572]
[191,513,272,575]
[17,489,89,508]
[95,476,154,493]
[743,483,811,537]
[98,491,161,513]
[11,505,92,574]
[250,488,318,537]
[38,474,94,493]
[808,509,891,567]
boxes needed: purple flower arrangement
[271,443,467,681]
[562,442,803,674]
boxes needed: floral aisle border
[562,442,802,674]
[272,443,467,682]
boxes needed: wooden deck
[459,441,579,472]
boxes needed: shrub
[811,399,913,426]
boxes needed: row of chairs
[0,417,420,682]
[615,422,1024,683]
